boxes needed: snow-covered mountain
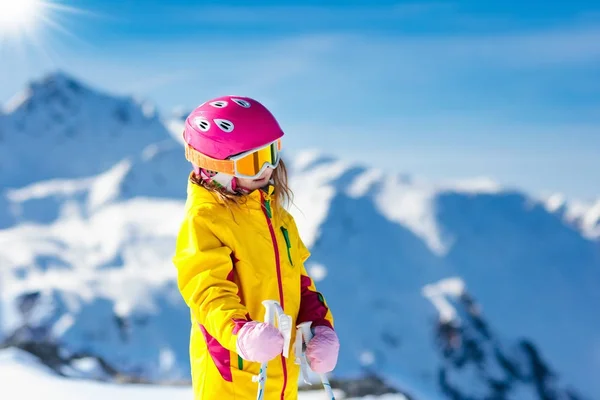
[422,277,587,400]
[544,194,600,241]
[0,72,189,199]
[287,156,599,399]
[1,72,598,400]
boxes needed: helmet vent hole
[209,100,228,108]
[195,118,211,132]
[214,119,234,132]
[232,98,251,108]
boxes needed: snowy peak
[581,200,600,237]
[4,72,85,114]
[543,193,600,240]
[4,71,158,134]
[0,71,175,190]
[288,150,513,255]
[288,150,599,259]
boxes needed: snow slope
[0,348,376,400]
[1,72,599,400]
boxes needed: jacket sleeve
[172,209,249,352]
[294,225,335,330]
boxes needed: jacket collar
[186,173,275,211]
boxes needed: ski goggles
[185,138,282,179]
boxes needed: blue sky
[1,0,599,200]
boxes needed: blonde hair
[190,158,294,213]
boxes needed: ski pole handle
[297,321,313,342]
[254,300,278,400]
[263,300,292,358]
[262,300,279,325]
[297,322,336,400]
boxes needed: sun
[0,0,47,36]
[0,0,90,56]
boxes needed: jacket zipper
[260,191,288,400]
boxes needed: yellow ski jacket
[172,177,334,399]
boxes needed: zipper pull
[262,191,273,219]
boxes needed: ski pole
[254,300,293,400]
[297,321,336,400]
[264,300,293,359]
[253,301,275,400]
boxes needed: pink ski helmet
[183,95,284,178]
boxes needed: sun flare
[0,0,46,36]
[0,0,89,52]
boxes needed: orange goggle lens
[234,140,281,177]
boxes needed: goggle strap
[184,144,236,175]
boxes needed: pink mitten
[236,321,284,363]
[306,326,340,373]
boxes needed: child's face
[237,167,274,191]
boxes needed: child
[172,95,340,399]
